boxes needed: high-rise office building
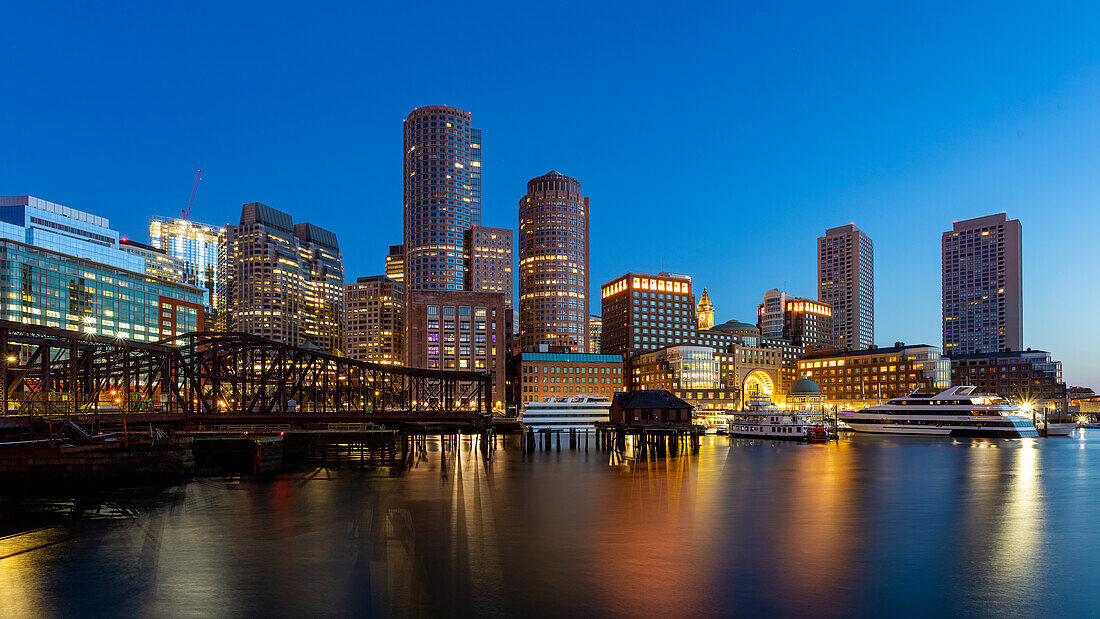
[403,105,479,291]
[385,244,404,282]
[588,315,602,353]
[120,239,190,285]
[757,290,832,350]
[600,272,695,357]
[345,275,404,364]
[757,289,788,339]
[219,202,344,353]
[149,216,221,309]
[697,288,715,330]
[0,196,203,341]
[942,213,1022,356]
[518,170,590,352]
[818,224,874,350]
[470,128,482,227]
[464,226,512,307]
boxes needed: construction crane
[181,169,202,220]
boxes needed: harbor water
[2,431,1099,617]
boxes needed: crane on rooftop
[181,169,202,220]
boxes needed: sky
[2,1,1099,386]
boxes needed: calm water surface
[2,431,1099,617]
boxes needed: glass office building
[0,238,204,341]
[0,195,143,271]
[150,216,222,309]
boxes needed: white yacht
[727,394,828,441]
[520,395,610,431]
[838,386,1038,438]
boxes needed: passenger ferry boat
[727,394,828,441]
[520,396,610,431]
[838,386,1038,438]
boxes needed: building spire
[697,287,715,330]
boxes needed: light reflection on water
[1,432,1098,616]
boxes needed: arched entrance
[743,370,775,404]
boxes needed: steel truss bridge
[0,320,492,426]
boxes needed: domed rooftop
[790,377,821,395]
[710,320,760,333]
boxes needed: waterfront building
[518,170,590,352]
[403,105,479,291]
[697,288,715,330]
[610,390,693,428]
[149,216,221,309]
[942,213,1023,356]
[218,202,344,353]
[0,195,143,271]
[405,290,507,408]
[798,343,950,407]
[344,275,404,364]
[465,226,512,307]
[509,349,624,407]
[385,244,404,282]
[630,345,739,411]
[818,224,874,350]
[949,349,1065,405]
[588,315,602,353]
[785,377,826,411]
[758,292,833,350]
[120,239,190,285]
[0,238,204,341]
[600,272,695,357]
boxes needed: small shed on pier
[610,390,694,427]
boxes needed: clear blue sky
[3,2,1099,387]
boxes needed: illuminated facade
[0,195,142,271]
[818,224,874,350]
[345,275,404,364]
[465,226,512,307]
[120,239,190,285]
[0,238,203,341]
[950,349,1064,404]
[219,202,344,353]
[518,170,589,352]
[510,350,623,406]
[403,105,479,291]
[798,344,950,406]
[149,216,221,309]
[588,315,602,353]
[405,290,507,407]
[758,290,833,350]
[384,244,404,282]
[631,345,738,410]
[942,213,1022,355]
[697,288,714,330]
[600,272,694,356]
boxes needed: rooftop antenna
[181,169,202,220]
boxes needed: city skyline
[3,2,1100,386]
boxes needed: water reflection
[0,433,1097,616]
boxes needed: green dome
[790,378,821,395]
[710,320,759,332]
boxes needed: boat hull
[839,414,1038,438]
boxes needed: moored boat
[838,386,1038,438]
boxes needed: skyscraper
[464,226,512,307]
[149,216,221,310]
[518,171,590,352]
[817,224,874,350]
[942,213,1022,355]
[345,275,404,364]
[756,292,833,350]
[600,272,695,357]
[384,244,404,282]
[403,105,479,291]
[470,128,482,227]
[219,202,344,353]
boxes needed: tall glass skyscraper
[518,171,590,352]
[817,224,874,351]
[149,216,221,309]
[942,213,1022,356]
[403,106,481,291]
